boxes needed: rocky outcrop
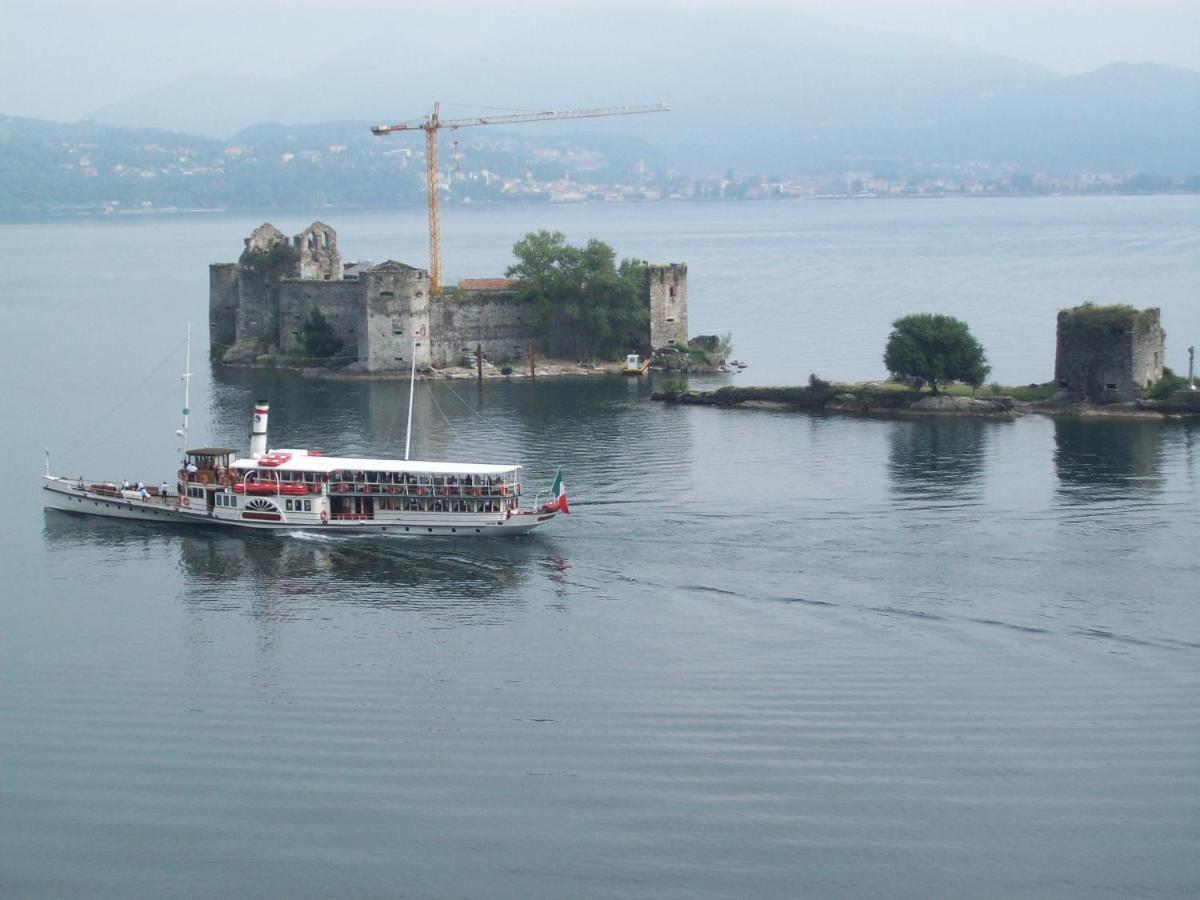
[655,385,1019,418]
[905,395,1016,416]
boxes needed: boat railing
[327,480,521,498]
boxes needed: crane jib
[369,101,668,295]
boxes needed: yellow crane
[371,102,668,293]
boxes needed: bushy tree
[299,307,351,368]
[883,313,990,393]
[506,230,648,360]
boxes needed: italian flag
[546,467,570,514]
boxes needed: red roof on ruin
[458,278,519,291]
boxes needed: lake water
[2,198,1199,897]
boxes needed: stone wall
[208,263,239,353]
[277,279,362,358]
[1054,305,1164,401]
[430,290,532,367]
[647,263,688,349]
[234,271,277,350]
[1130,309,1165,390]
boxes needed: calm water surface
[2,199,1199,897]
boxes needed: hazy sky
[1,0,1196,121]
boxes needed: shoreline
[7,191,1200,224]
[217,358,639,380]
[651,383,1200,421]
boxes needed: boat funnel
[250,402,269,458]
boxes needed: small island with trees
[655,306,1199,419]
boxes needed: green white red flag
[547,467,570,514]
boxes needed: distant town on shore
[2,114,1197,218]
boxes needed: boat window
[304,500,312,512]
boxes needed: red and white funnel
[250,403,269,458]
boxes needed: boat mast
[404,336,417,460]
[178,323,192,458]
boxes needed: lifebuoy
[500,485,510,496]
[388,485,397,495]
[439,486,451,496]
[416,486,427,496]
[470,487,481,496]
[363,484,372,494]
[320,510,328,524]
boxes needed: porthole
[427,527,432,533]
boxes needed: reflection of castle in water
[887,419,995,501]
[1053,419,1163,501]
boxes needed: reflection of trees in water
[887,420,993,502]
[1053,420,1163,502]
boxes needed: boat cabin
[225,451,523,522]
[182,448,237,483]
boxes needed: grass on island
[831,381,1058,402]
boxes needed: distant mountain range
[79,8,1199,175]
[2,11,1197,215]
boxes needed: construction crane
[371,102,668,293]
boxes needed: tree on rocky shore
[506,230,648,360]
[883,313,990,393]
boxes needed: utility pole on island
[1189,345,1195,390]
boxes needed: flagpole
[404,336,417,461]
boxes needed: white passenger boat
[43,331,568,536]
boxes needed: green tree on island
[299,307,354,368]
[506,230,649,360]
[883,313,991,393]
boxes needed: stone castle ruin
[1054,304,1164,401]
[209,223,688,372]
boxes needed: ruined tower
[294,222,342,281]
[360,262,432,371]
[1054,304,1164,401]
[646,263,688,350]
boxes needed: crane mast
[372,102,667,294]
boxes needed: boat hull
[43,477,555,536]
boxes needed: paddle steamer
[43,332,567,536]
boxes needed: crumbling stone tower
[294,222,341,281]
[646,263,688,349]
[1054,304,1164,401]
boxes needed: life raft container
[259,452,292,467]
